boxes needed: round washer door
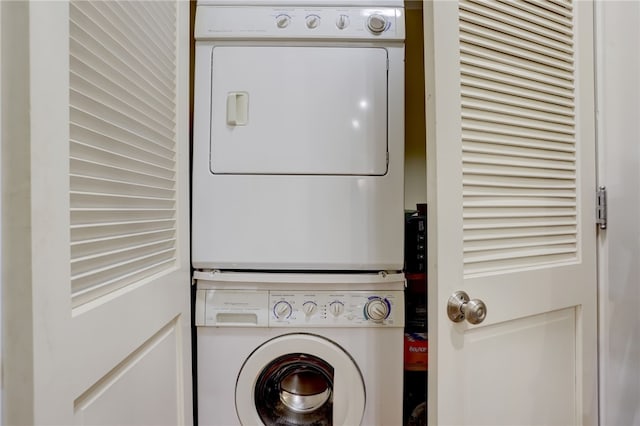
[236,333,365,426]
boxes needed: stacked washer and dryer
[192,1,406,424]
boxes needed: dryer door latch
[227,92,249,126]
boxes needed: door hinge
[596,186,607,230]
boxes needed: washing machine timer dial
[302,301,318,317]
[364,296,391,321]
[273,300,292,320]
[329,300,345,317]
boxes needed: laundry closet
[191,1,418,425]
[1,0,601,425]
[191,0,600,424]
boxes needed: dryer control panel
[195,289,404,328]
[195,6,405,40]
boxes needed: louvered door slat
[71,228,177,257]
[71,4,174,95]
[71,219,176,241]
[462,130,575,152]
[464,226,577,240]
[461,65,574,100]
[70,158,175,188]
[463,122,574,144]
[460,2,574,51]
[71,209,176,226]
[462,87,574,116]
[462,56,574,90]
[71,91,175,148]
[475,0,573,35]
[98,3,174,70]
[72,2,174,86]
[460,33,573,72]
[70,39,174,120]
[103,2,175,80]
[460,0,577,275]
[463,143,576,160]
[71,72,175,136]
[71,254,176,301]
[70,1,178,306]
[70,176,175,199]
[459,21,574,64]
[462,100,574,125]
[70,110,175,160]
[70,134,175,171]
[71,57,173,125]
[71,192,175,209]
[461,43,573,82]
[69,24,172,108]
[544,0,573,13]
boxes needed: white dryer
[194,271,405,425]
[192,1,405,271]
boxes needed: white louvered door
[425,1,597,424]
[3,1,191,424]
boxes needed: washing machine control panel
[269,291,404,327]
[195,289,404,327]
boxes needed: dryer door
[235,334,365,426]
[210,46,388,176]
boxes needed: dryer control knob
[273,301,292,320]
[364,298,390,321]
[306,14,321,29]
[367,14,388,34]
[336,14,350,30]
[276,14,291,29]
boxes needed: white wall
[0,0,3,420]
[596,2,640,425]
[0,1,3,420]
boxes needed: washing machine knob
[365,298,390,321]
[273,301,292,319]
[302,301,318,317]
[367,14,388,34]
[329,301,344,317]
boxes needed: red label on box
[404,333,428,371]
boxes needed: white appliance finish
[192,4,405,271]
[195,272,405,426]
[210,46,389,176]
[197,0,404,6]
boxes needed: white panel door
[425,1,598,424]
[2,1,192,424]
[210,46,389,175]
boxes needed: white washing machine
[194,271,405,425]
[192,1,406,271]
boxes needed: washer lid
[236,334,365,425]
